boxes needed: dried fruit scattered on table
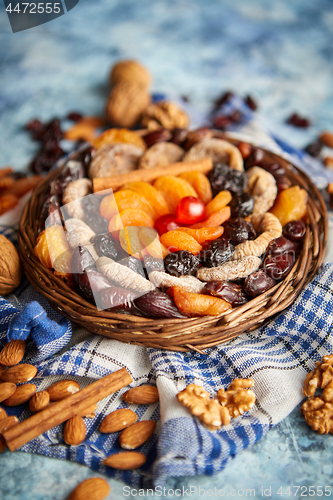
[141,101,189,130]
[243,269,276,298]
[171,286,232,317]
[153,176,198,214]
[0,235,21,296]
[263,253,295,281]
[3,383,36,406]
[103,451,146,470]
[204,281,248,306]
[122,385,159,404]
[222,217,256,245]
[93,128,146,150]
[67,477,110,500]
[179,171,213,204]
[0,340,25,367]
[283,220,306,242]
[122,181,170,217]
[160,230,202,255]
[229,193,254,218]
[88,143,143,179]
[134,289,184,319]
[176,196,205,224]
[149,271,205,294]
[184,138,244,172]
[190,206,231,229]
[204,190,232,218]
[164,250,200,276]
[63,415,86,445]
[199,238,235,268]
[100,408,138,433]
[138,142,184,170]
[270,185,308,227]
[208,163,248,197]
[108,209,154,233]
[197,256,262,282]
[119,420,156,450]
[176,227,224,244]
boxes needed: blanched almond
[67,477,110,500]
[0,364,37,383]
[0,340,25,367]
[29,390,50,412]
[0,382,16,402]
[119,420,156,450]
[0,415,19,433]
[3,383,36,406]
[63,415,86,445]
[100,408,137,433]
[47,380,80,401]
[103,451,146,470]
[122,385,159,404]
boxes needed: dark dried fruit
[143,129,172,148]
[243,270,276,298]
[200,239,235,268]
[287,113,311,128]
[304,141,322,157]
[71,246,95,274]
[38,193,62,233]
[184,127,214,150]
[67,112,83,122]
[208,163,248,197]
[283,220,306,242]
[263,163,285,178]
[81,198,109,234]
[25,118,43,133]
[170,128,188,147]
[75,269,113,304]
[244,148,265,169]
[263,253,295,281]
[50,161,85,200]
[99,286,136,310]
[212,115,230,131]
[275,175,291,193]
[222,217,256,245]
[91,233,124,261]
[244,95,258,111]
[134,290,184,319]
[213,91,234,111]
[229,193,254,218]
[164,250,200,277]
[229,110,243,123]
[266,236,300,256]
[120,256,145,278]
[204,281,247,306]
[143,255,165,275]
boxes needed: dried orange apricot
[179,171,213,204]
[160,230,202,255]
[119,226,145,257]
[93,128,146,150]
[204,190,232,218]
[176,227,224,244]
[270,186,308,227]
[100,190,155,220]
[122,181,170,217]
[171,286,232,317]
[190,206,231,229]
[34,225,71,272]
[153,176,198,214]
[108,209,155,232]
[139,227,169,258]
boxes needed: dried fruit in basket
[176,196,205,224]
[204,190,232,218]
[34,225,72,272]
[122,181,170,217]
[119,226,145,257]
[100,190,155,220]
[171,286,232,317]
[134,290,184,319]
[208,163,248,197]
[139,227,169,258]
[175,227,224,244]
[93,128,146,150]
[179,171,213,204]
[269,185,308,227]
[190,206,231,229]
[164,250,200,277]
[153,176,198,214]
[204,281,248,306]
[108,209,155,233]
[160,230,202,255]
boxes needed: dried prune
[71,246,95,274]
[287,113,311,128]
[204,281,247,306]
[38,193,62,233]
[81,198,109,234]
[75,269,113,304]
[283,220,306,242]
[200,239,235,268]
[91,233,124,261]
[143,129,172,147]
[164,250,200,277]
[243,270,276,298]
[222,217,256,245]
[213,91,234,111]
[208,163,248,197]
[143,255,165,275]
[134,290,184,319]
[120,256,146,278]
[244,95,258,111]
[304,141,322,157]
[99,286,136,310]
[266,236,300,256]
[263,253,295,281]
[212,115,230,131]
[263,163,285,178]
[229,193,254,218]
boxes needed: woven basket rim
[18,135,328,352]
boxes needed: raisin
[91,233,125,261]
[67,112,83,122]
[263,253,295,281]
[243,270,276,298]
[304,141,322,157]
[283,220,306,242]
[213,91,235,111]
[208,163,248,197]
[204,281,247,306]
[134,290,184,319]
[200,239,235,268]
[164,250,200,277]
[229,193,254,218]
[244,95,258,111]
[222,217,256,245]
[266,236,300,256]
[286,113,311,128]
[212,115,231,131]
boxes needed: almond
[3,383,36,406]
[67,477,110,500]
[100,408,137,433]
[324,156,333,169]
[119,420,156,450]
[0,407,8,420]
[0,382,16,403]
[320,131,333,148]
[0,364,37,383]
[103,451,146,470]
[122,385,159,404]
[63,415,86,446]
[47,379,80,401]
[0,415,19,433]
[0,340,25,367]
[29,390,50,412]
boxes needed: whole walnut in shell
[110,60,152,89]
[106,81,151,129]
[0,235,21,296]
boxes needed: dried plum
[164,251,200,277]
[200,239,235,268]
[208,163,248,197]
[120,256,146,278]
[244,147,265,169]
[134,290,184,319]
[91,233,125,261]
[243,270,276,298]
[229,193,254,218]
[204,281,247,306]
[222,217,256,245]
[143,255,165,275]
[81,198,109,234]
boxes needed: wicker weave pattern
[18,141,328,352]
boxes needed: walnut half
[217,379,256,418]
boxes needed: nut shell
[107,81,150,129]
[0,235,21,296]
[110,59,151,89]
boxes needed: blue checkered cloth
[1,98,333,488]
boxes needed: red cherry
[176,196,205,224]
[155,214,182,236]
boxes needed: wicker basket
[18,139,328,352]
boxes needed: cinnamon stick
[93,158,213,193]
[3,367,132,451]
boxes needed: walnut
[217,379,256,418]
[302,355,333,398]
[106,81,151,129]
[141,101,189,131]
[0,235,21,296]
[301,396,333,434]
[246,167,277,215]
[62,178,93,219]
[183,138,244,172]
[138,142,184,170]
[110,60,151,89]
[177,384,230,430]
[197,256,262,282]
[88,143,144,179]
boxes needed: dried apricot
[170,286,232,317]
[160,230,202,255]
[122,181,170,217]
[179,171,213,204]
[190,206,231,229]
[108,209,155,232]
[100,190,155,220]
[204,190,232,218]
[119,226,145,257]
[270,186,308,227]
[139,227,169,258]
[93,128,146,150]
[177,227,224,244]
[34,225,71,272]
[153,176,198,214]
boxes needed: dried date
[38,193,62,233]
[204,281,247,306]
[99,286,137,310]
[243,270,276,298]
[134,290,184,319]
[263,253,295,281]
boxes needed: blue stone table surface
[1,0,333,498]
